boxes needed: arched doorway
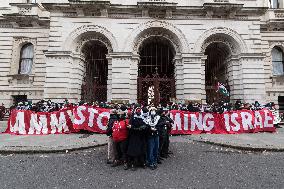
[81,40,108,102]
[137,36,176,105]
[205,42,231,104]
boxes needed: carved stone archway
[126,24,188,104]
[63,25,118,53]
[198,31,245,103]
[44,25,118,103]
[124,20,189,54]
[194,27,248,55]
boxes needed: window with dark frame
[272,46,284,76]
[18,43,34,75]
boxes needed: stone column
[226,56,243,101]
[129,54,139,103]
[239,54,266,104]
[44,51,75,102]
[182,53,203,102]
[107,53,138,103]
[201,55,207,103]
[71,54,85,102]
[175,56,184,102]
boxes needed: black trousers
[114,140,128,162]
[128,155,145,166]
[159,133,170,157]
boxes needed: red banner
[6,108,78,135]
[4,106,276,135]
[169,109,275,135]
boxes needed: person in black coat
[157,108,174,162]
[126,107,147,171]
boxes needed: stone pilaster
[71,54,85,102]
[175,56,184,102]
[226,56,244,101]
[201,55,207,102]
[129,54,139,103]
[239,54,266,104]
[108,53,138,103]
[106,55,113,102]
[182,53,203,102]
[44,51,75,102]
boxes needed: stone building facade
[0,0,284,108]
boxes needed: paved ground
[0,121,107,153]
[1,121,284,152]
[188,126,284,151]
[0,137,283,189]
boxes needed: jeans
[147,135,159,166]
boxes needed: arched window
[18,43,34,74]
[272,46,284,76]
[270,0,279,8]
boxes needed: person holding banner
[145,107,160,170]
[127,107,147,171]
[106,108,119,164]
[157,108,174,160]
[111,109,129,170]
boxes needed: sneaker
[123,163,129,170]
[111,160,120,167]
[106,159,112,164]
[131,164,137,171]
[150,165,155,170]
[154,164,158,169]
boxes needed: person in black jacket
[157,108,174,162]
[126,107,147,171]
[106,109,118,164]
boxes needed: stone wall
[0,0,284,106]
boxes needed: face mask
[151,111,156,116]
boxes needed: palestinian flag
[216,82,229,97]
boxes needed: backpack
[112,119,129,142]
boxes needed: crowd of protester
[7,99,279,113]
[3,99,281,170]
[106,104,173,170]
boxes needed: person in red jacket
[111,107,129,170]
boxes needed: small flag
[216,82,229,97]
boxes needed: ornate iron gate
[137,74,175,106]
[81,41,108,102]
[138,37,176,106]
[205,43,230,103]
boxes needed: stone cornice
[40,2,270,20]
[0,3,50,28]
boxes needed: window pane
[19,44,34,74]
[270,0,279,8]
[272,47,284,75]
[272,47,283,61]
[20,59,32,74]
[21,44,34,59]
